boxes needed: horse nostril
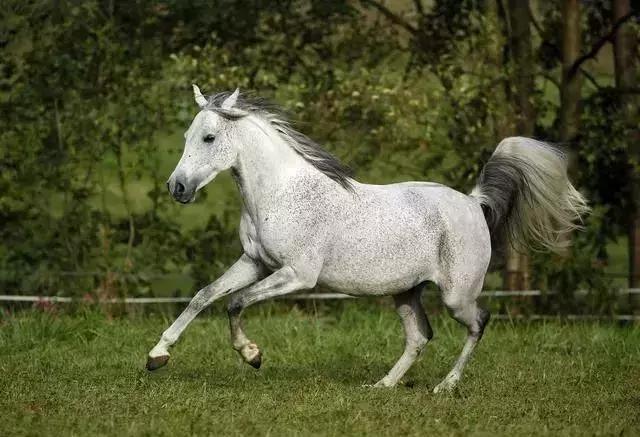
[175,182,185,195]
[166,181,171,194]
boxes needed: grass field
[1,302,639,436]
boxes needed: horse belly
[318,226,440,296]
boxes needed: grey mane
[205,91,354,191]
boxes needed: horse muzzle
[167,177,196,204]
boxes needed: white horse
[147,85,588,392]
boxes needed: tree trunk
[560,0,582,143]
[612,0,640,290]
[487,0,514,138]
[556,0,583,257]
[504,0,535,291]
[507,0,535,135]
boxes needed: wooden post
[612,0,640,295]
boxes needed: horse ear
[221,88,240,109]
[192,84,208,108]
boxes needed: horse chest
[239,213,285,270]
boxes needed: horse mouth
[174,193,196,204]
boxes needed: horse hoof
[433,378,457,394]
[373,379,395,388]
[146,355,170,371]
[247,352,262,369]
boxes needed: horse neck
[231,117,309,217]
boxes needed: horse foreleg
[227,265,316,368]
[146,254,263,370]
[372,285,433,388]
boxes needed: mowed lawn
[1,303,639,436]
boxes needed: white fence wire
[1,288,640,304]
[1,290,640,321]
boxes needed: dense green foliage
[0,1,637,301]
[0,305,639,435]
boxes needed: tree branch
[528,3,603,90]
[412,0,424,16]
[581,68,602,90]
[527,2,544,37]
[360,0,418,35]
[568,12,637,79]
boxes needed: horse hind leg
[433,278,490,394]
[373,284,433,387]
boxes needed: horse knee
[465,307,490,338]
[406,332,430,356]
[475,307,491,339]
[442,294,489,337]
[441,292,468,317]
[415,336,429,353]
[186,285,219,311]
[227,297,243,317]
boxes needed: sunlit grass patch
[1,303,639,436]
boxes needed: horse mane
[205,91,354,191]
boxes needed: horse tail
[470,137,590,252]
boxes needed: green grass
[1,303,639,436]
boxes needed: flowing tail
[470,137,590,252]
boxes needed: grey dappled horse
[147,86,588,392]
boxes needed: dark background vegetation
[1,0,638,313]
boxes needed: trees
[0,0,636,300]
[611,0,639,288]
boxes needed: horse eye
[203,134,215,143]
